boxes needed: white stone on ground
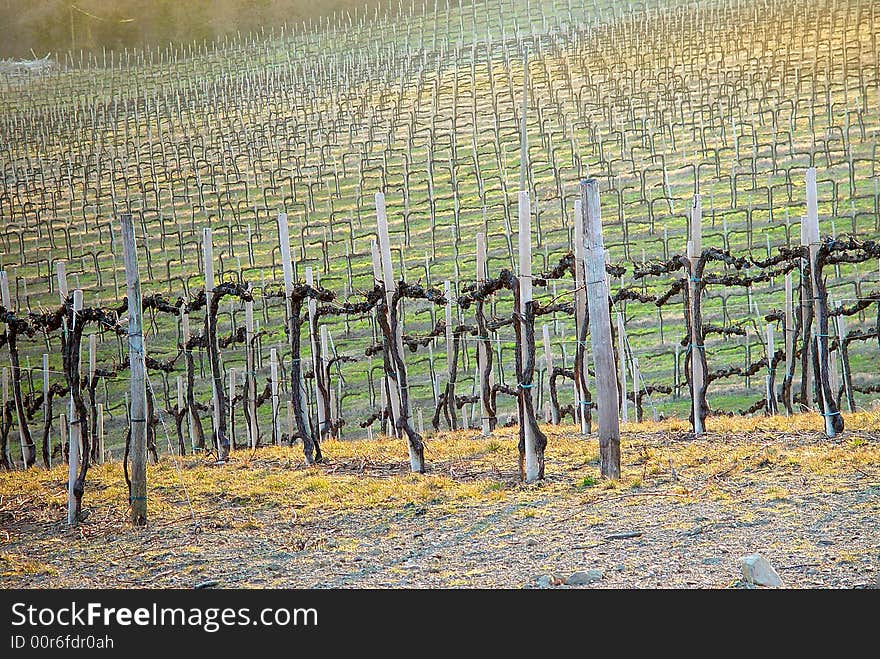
[739,553,783,587]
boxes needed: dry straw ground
[1,411,879,589]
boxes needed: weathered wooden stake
[520,45,529,192]
[96,403,104,464]
[270,348,280,445]
[836,311,855,413]
[766,324,777,414]
[631,356,643,422]
[806,168,838,436]
[120,213,147,526]
[475,232,492,436]
[287,400,294,444]
[176,375,187,452]
[56,261,68,303]
[42,353,50,467]
[0,271,10,311]
[305,267,327,439]
[203,227,227,461]
[320,325,333,434]
[376,193,422,471]
[616,312,628,423]
[245,299,258,448]
[443,279,456,429]
[799,217,813,408]
[279,212,315,461]
[1,368,7,462]
[783,272,794,414]
[227,367,236,447]
[572,198,590,434]
[541,324,559,424]
[66,290,83,524]
[582,179,620,479]
[370,238,399,437]
[518,190,541,482]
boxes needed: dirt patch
[2,419,879,589]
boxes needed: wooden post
[518,190,540,482]
[42,353,50,467]
[305,266,327,439]
[278,212,314,458]
[227,367,236,448]
[59,413,67,466]
[783,272,794,414]
[520,45,529,192]
[475,232,492,436]
[181,309,199,452]
[87,332,98,462]
[541,324,559,424]
[766,324,777,414]
[1,368,7,461]
[674,343,681,398]
[120,213,147,526]
[88,333,96,385]
[806,168,837,436]
[444,279,455,418]
[245,299,257,448]
[66,289,82,525]
[96,403,104,464]
[0,270,10,311]
[0,275,27,468]
[270,348,280,445]
[688,194,705,435]
[836,311,855,413]
[687,239,705,434]
[286,400,294,445]
[376,193,422,471]
[56,261,68,303]
[203,227,226,461]
[799,217,813,409]
[581,179,620,479]
[572,198,589,434]
[631,356,642,422]
[320,325,331,434]
[370,238,399,436]
[176,374,187,451]
[616,312,628,423]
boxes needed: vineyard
[1,0,880,588]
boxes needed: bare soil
[2,422,879,589]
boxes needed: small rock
[817,537,834,546]
[566,569,604,586]
[702,557,722,565]
[535,574,555,588]
[615,564,625,572]
[739,554,783,587]
[526,539,538,547]
[194,580,219,589]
